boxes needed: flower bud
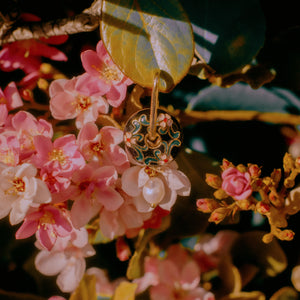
[278,229,295,241]
[196,198,219,213]
[256,202,271,214]
[205,173,221,189]
[208,207,229,224]
[283,152,294,172]
[221,159,232,170]
[116,236,131,261]
[248,164,261,178]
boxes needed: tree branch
[0,0,102,45]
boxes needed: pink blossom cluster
[134,244,216,300]
[0,37,191,296]
[133,231,239,300]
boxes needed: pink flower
[48,296,66,300]
[9,111,53,161]
[70,163,124,228]
[193,230,239,273]
[77,122,129,173]
[0,162,51,225]
[49,74,109,129]
[81,40,133,107]
[86,267,127,297]
[35,226,95,293]
[0,104,8,127]
[99,191,152,240]
[221,167,252,200]
[0,81,23,111]
[0,133,20,166]
[121,163,191,212]
[135,244,215,300]
[15,204,73,251]
[31,134,85,186]
[0,34,67,87]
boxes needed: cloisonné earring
[123,71,185,207]
[123,71,183,167]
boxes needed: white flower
[121,162,191,212]
[0,162,51,225]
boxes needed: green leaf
[270,287,299,300]
[100,0,194,92]
[70,274,97,300]
[153,149,219,247]
[181,0,266,74]
[126,215,170,279]
[112,282,137,300]
[231,231,287,277]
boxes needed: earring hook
[149,71,160,141]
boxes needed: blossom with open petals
[81,40,133,107]
[77,122,129,173]
[49,74,109,129]
[135,244,215,300]
[31,134,85,192]
[0,82,23,111]
[221,167,252,200]
[0,33,67,87]
[35,226,95,293]
[15,204,73,251]
[99,190,152,240]
[0,134,20,166]
[121,162,191,212]
[8,111,53,161]
[0,162,51,225]
[70,163,124,228]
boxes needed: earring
[123,71,183,167]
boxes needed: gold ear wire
[149,71,160,141]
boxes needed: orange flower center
[77,96,91,111]
[5,177,25,195]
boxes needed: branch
[177,110,300,127]
[0,0,102,45]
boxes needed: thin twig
[0,0,102,45]
[177,109,300,127]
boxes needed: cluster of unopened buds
[0,34,191,297]
[197,153,300,243]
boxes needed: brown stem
[0,0,102,45]
[177,109,300,127]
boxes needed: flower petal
[15,219,38,239]
[9,198,32,225]
[95,187,123,211]
[71,197,102,228]
[56,256,86,293]
[35,250,67,276]
[121,166,141,197]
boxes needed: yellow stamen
[5,177,25,195]
[77,96,91,111]
[49,149,67,165]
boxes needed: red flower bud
[248,164,261,177]
[256,202,270,214]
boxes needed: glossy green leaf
[70,274,97,300]
[181,0,266,74]
[231,231,287,277]
[100,0,194,92]
[126,215,170,279]
[153,148,219,247]
[270,287,299,300]
[112,282,137,300]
